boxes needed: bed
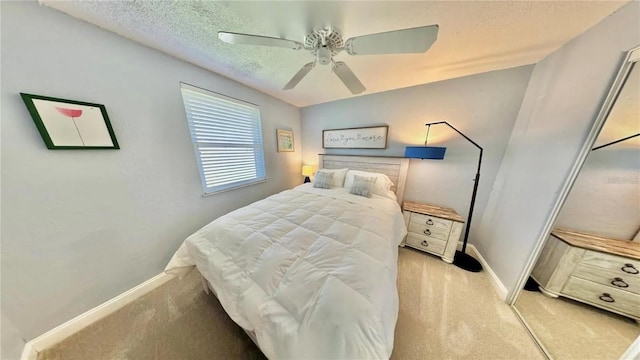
[165,155,410,359]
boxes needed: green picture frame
[20,93,120,150]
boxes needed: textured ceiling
[41,1,627,107]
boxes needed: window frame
[180,83,267,195]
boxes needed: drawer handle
[421,240,429,247]
[611,277,629,288]
[423,229,431,236]
[621,263,639,274]
[598,293,615,303]
[426,219,434,225]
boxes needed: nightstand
[402,201,465,263]
[531,229,640,320]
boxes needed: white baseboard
[21,272,174,360]
[458,242,508,301]
[619,334,640,360]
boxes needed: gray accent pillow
[313,171,335,189]
[349,175,376,198]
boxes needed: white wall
[301,66,534,242]
[0,2,301,358]
[555,145,639,240]
[475,1,640,297]
[554,64,640,240]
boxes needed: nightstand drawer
[407,222,450,241]
[572,264,640,295]
[406,233,446,255]
[409,212,452,231]
[562,277,640,318]
[580,251,640,277]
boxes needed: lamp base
[524,276,540,292]
[453,250,482,272]
[303,176,311,183]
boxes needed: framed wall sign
[276,129,294,152]
[20,93,119,149]
[323,125,388,149]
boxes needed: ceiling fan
[218,25,439,95]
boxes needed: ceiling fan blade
[218,31,303,50]
[283,62,315,90]
[332,61,366,95]
[344,25,438,55]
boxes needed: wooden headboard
[318,154,410,205]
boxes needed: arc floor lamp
[592,132,639,151]
[405,121,483,272]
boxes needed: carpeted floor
[515,289,639,360]
[37,269,265,360]
[37,247,544,360]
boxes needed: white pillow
[344,170,394,198]
[315,168,348,188]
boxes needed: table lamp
[302,165,313,183]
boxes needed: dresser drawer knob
[621,263,639,274]
[423,229,431,236]
[426,219,434,225]
[611,277,629,288]
[421,240,429,247]
[598,293,615,303]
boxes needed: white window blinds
[180,83,266,194]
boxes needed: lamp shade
[404,146,446,160]
[302,165,313,176]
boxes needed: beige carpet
[37,248,543,360]
[37,269,265,360]
[515,289,639,360]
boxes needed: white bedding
[165,184,407,359]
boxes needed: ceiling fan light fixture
[317,47,331,65]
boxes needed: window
[180,83,266,194]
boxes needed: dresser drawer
[562,277,640,318]
[405,233,446,255]
[409,212,452,231]
[579,251,640,277]
[407,221,450,241]
[572,264,640,295]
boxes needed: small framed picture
[276,129,294,152]
[20,93,119,149]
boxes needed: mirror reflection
[514,62,639,359]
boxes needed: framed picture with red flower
[20,93,119,149]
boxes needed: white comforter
[165,184,407,359]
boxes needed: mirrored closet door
[512,47,640,360]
